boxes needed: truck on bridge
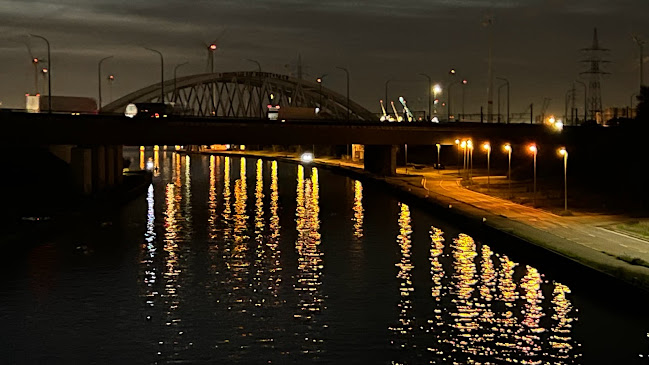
[268,106,319,121]
[37,96,98,114]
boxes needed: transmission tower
[580,28,610,121]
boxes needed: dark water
[2,149,649,364]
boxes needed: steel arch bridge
[102,71,377,121]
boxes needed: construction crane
[380,99,389,121]
[390,101,402,122]
[398,96,414,122]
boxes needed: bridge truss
[102,71,377,121]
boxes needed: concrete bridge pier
[69,144,124,194]
[363,145,397,176]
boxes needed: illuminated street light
[30,34,51,113]
[559,147,568,212]
[455,139,461,176]
[529,144,538,206]
[433,84,442,117]
[173,61,189,103]
[504,143,512,198]
[144,47,165,103]
[98,55,113,111]
[467,139,474,183]
[436,143,441,171]
[483,142,491,191]
[460,140,467,178]
[316,74,327,108]
[301,152,314,163]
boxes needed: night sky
[0,0,647,117]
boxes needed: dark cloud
[0,0,648,117]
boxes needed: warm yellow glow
[559,147,567,156]
[529,145,537,153]
[140,146,145,151]
[154,145,160,151]
[504,143,511,152]
[467,139,473,149]
[455,139,460,145]
[433,84,442,94]
[461,141,467,149]
[483,142,491,151]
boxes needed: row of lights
[452,139,569,211]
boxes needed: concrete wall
[363,145,396,176]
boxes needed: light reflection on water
[12,152,649,364]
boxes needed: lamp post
[436,143,441,170]
[461,140,467,179]
[207,43,217,73]
[337,66,351,158]
[455,139,461,176]
[107,74,115,104]
[467,139,473,183]
[173,61,189,103]
[385,79,392,112]
[317,74,327,108]
[496,77,509,123]
[419,73,431,121]
[98,55,113,111]
[575,80,587,123]
[144,47,165,103]
[31,57,39,95]
[40,67,48,95]
[483,142,491,191]
[559,147,568,212]
[504,143,512,198]
[30,34,51,113]
[433,84,442,118]
[529,144,537,206]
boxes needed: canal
[1,149,648,364]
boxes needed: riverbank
[200,149,649,292]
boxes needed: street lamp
[455,139,461,176]
[529,144,537,206]
[98,55,113,111]
[107,74,115,104]
[144,47,165,103]
[31,57,39,95]
[433,84,442,118]
[173,61,189,103]
[207,42,218,73]
[483,142,491,191]
[559,147,568,212]
[419,73,431,121]
[504,143,512,198]
[461,140,467,179]
[40,67,48,94]
[30,34,51,113]
[448,79,467,122]
[496,77,510,123]
[467,139,474,183]
[436,143,441,170]
[317,74,327,108]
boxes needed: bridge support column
[115,145,124,184]
[92,146,106,192]
[105,145,116,187]
[363,145,397,176]
[71,147,92,194]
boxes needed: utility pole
[580,28,610,122]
